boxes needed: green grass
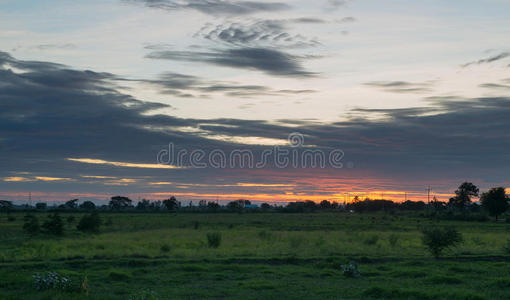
[1,212,509,299]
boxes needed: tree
[23,214,40,235]
[481,187,509,220]
[79,201,96,210]
[163,196,179,211]
[260,203,271,210]
[227,199,250,211]
[320,200,332,209]
[421,226,462,258]
[109,196,133,210]
[42,213,64,236]
[449,182,479,209]
[77,212,102,233]
[35,202,47,210]
[136,199,151,210]
[0,200,13,212]
[64,199,79,209]
[207,201,220,211]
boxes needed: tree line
[1,182,508,219]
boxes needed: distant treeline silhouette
[1,182,508,220]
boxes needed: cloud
[144,72,318,97]
[125,0,290,16]
[3,50,510,200]
[480,83,510,90]
[462,52,510,67]
[195,19,322,49]
[364,81,434,93]
[67,158,184,169]
[146,47,317,77]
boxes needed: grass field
[1,212,510,299]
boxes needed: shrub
[67,216,76,224]
[341,261,361,278]
[160,244,171,253]
[105,217,113,226]
[23,214,40,235]
[388,233,399,247]
[421,226,462,258]
[42,213,64,236]
[364,234,379,245]
[207,232,222,248]
[7,215,16,222]
[77,212,102,233]
[503,239,510,255]
[32,272,71,291]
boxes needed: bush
[77,212,102,233]
[23,214,40,235]
[160,244,171,253]
[388,233,400,247]
[341,261,361,278]
[7,215,16,222]
[421,226,462,258]
[207,232,222,248]
[67,216,76,224]
[32,272,71,291]
[42,213,64,236]
[503,239,510,255]
[364,234,379,245]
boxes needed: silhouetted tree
[400,200,426,211]
[260,203,271,210]
[207,202,220,211]
[64,199,79,209]
[35,202,47,210]
[481,187,509,220]
[449,182,479,209]
[109,196,133,210]
[320,200,332,209]
[163,196,179,211]
[227,199,251,211]
[0,200,13,212]
[80,201,96,210]
[136,199,151,210]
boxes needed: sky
[1,0,510,205]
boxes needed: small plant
[42,213,64,236]
[77,211,102,233]
[341,261,361,278]
[207,232,222,248]
[258,230,274,241]
[421,226,463,258]
[160,244,171,253]
[32,272,71,291]
[67,216,76,224]
[364,234,379,245]
[105,217,113,226]
[503,239,510,255]
[388,233,399,247]
[128,289,160,300]
[23,214,40,236]
[193,221,200,230]
[7,215,16,222]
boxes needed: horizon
[2,0,510,204]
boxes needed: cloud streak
[126,0,290,16]
[146,47,317,77]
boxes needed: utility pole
[29,192,32,206]
[427,186,431,204]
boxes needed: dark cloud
[146,47,317,77]
[195,20,322,49]
[462,52,510,67]
[480,83,510,90]
[2,51,510,200]
[126,0,290,16]
[143,72,318,98]
[364,81,434,93]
